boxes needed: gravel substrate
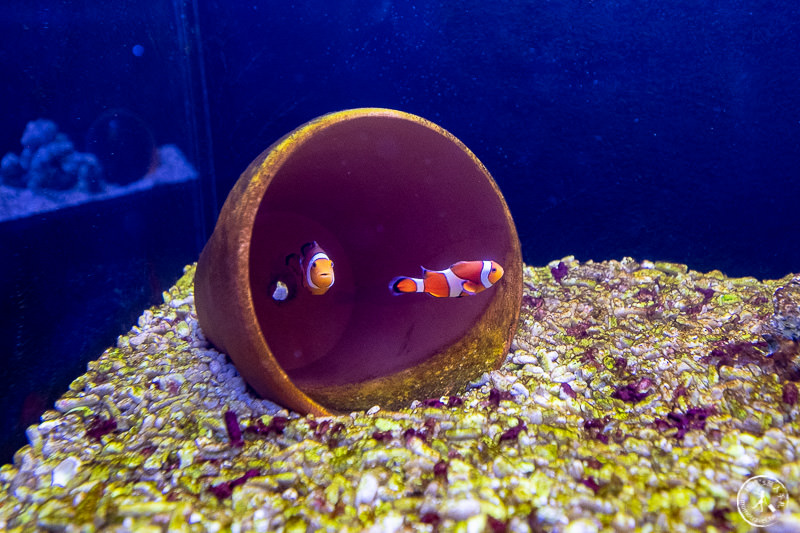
[1,257,799,532]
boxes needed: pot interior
[249,115,512,390]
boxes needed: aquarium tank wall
[0,0,798,526]
[0,1,215,462]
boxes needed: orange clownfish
[389,260,504,298]
[286,241,335,295]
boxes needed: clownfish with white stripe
[286,241,335,295]
[389,260,504,298]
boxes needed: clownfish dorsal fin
[300,241,317,256]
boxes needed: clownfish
[286,241,335,295]
[389,260,504,298]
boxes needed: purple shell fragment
[561,383,577,399]
[611,383,649,404]
[551,262,568,284]
[245,416,288,437]
[433,460,448,479]
[208,468,260,500]
[581,476,601,494]
[499,420,527,442]
[783,382,798,406]
[654,406,715,440]
[488,388,514,407]
[371,430,393,442]
[224,410,244,447]
[86,416,117,441]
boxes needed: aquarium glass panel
[0,0,213,462]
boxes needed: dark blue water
[200,1,799,280]
[1,0,798,462]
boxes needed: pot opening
[249,115,512,392]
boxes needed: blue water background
[199,1,799,279]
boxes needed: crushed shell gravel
[1,258,799,532]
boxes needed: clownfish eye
[312,261,317,268]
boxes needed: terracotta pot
[194,108,522,416]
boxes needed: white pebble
[160,373,186,391]
[770,514,800,533]
[466,372,490,391]
[37,420,61,435]
[140,414,156,432]
[680,506,704,528]
[220,365,238,381]
[281,488,298,501]
[512,352,537,365]
[524,365,545,376]
[550,366,576,383]
[203,397,220,410]
[138,310,154,328]
[564,518,599,533]
[733,453,758,469]
[252,509,270,533]
[443,499,481,520]
[511,382,530,398]
[536,506,567,525]
[490,371,517,390]
[129,333,150,347]
[567,459,584,479]
[55,394,100,412]
[371,513,403,533]
[25,426,42,450]
[611,512,635,530]
[169,297,188,308]
[526,409,543,425]
[87,383,115,397]
[355,473,379,506]
[51,457,81,487]
[366,405,381,415]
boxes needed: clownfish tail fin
[390,276,420,295]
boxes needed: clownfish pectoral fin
[285,253,302,278]
[461,280,483,295]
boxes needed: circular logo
[737,476,789,527]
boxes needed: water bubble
[132,44,144,57]
[86,109,156,186]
